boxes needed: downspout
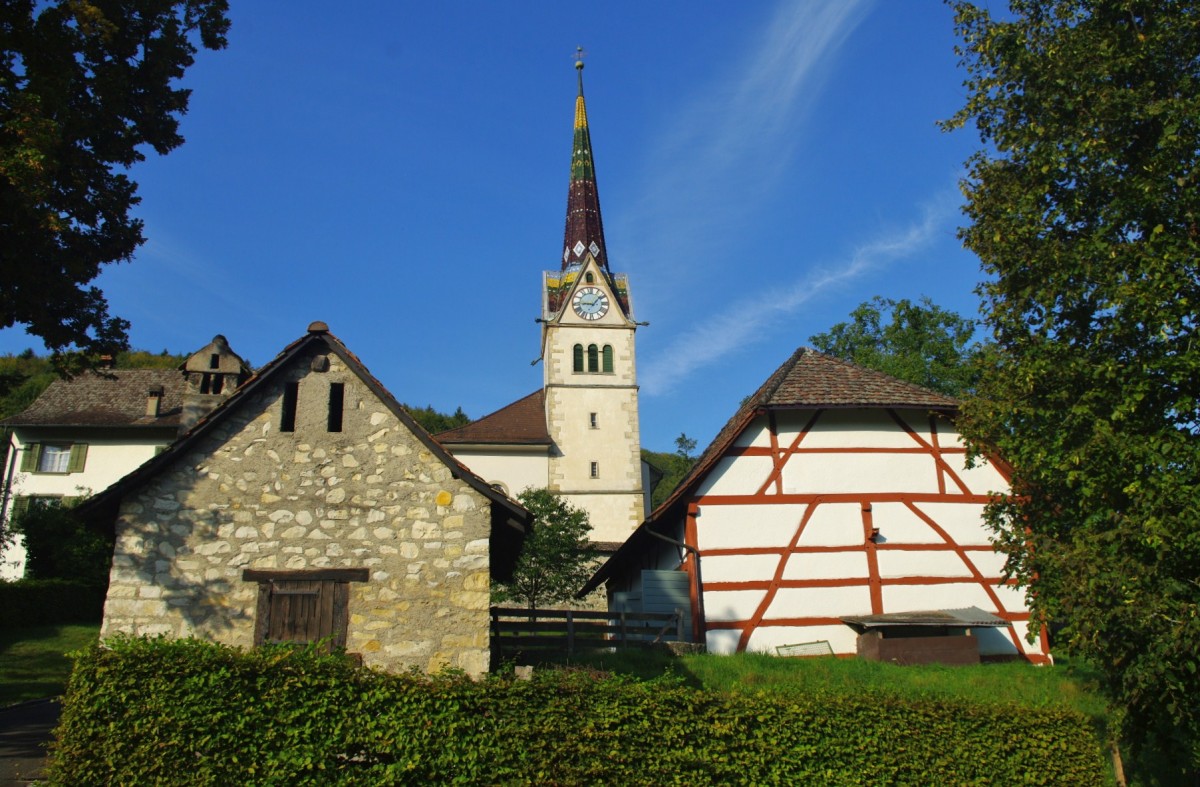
[0,432,18,525]
[643,506,705,644]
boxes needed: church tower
[540,58,644,544]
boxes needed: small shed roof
[841,607,1010,629]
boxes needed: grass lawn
[0,624,100,707]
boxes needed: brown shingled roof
[1,369,186,428]
[580,347,959,596]
[435,390,551,446]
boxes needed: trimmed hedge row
[49,637,1107,785]
[0,579,105,628]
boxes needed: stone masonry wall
[102,347,496,676]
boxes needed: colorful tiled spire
[561,54,609,274]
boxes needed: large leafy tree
[809,296,982,396]
[1,0,230,364]
[492,488,595,609]
[945,0,1200,772]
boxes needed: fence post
[567,610,575,658]
[619,610,627,649]
[675,608,684,642]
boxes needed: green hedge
[0,579,105,628]
[49,637,1107,785]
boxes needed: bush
[0,579,105,628]
[48,637,1108,785]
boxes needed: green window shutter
[19,443,40,472]
[587,344,599,373]
[67,443,88,473]
[602,345,614,373]
[573,344,584,372]
[11,496,30,520]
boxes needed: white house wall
[443,449,548,500]
[686,408,1047,662]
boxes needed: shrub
[0,579,105,628]
[49,637,1108,785]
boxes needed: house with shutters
[581,347,1050,664]
[0,336,250,579]
[79,322,529,677]
[436,58,654,551]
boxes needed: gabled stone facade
[93,324,527,676]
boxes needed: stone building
[438,59,651,550]
[81,322,528,676]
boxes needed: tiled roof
[1,369,186,428]
[435,390,551,446]
[580,348,960,596]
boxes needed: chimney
[146,386,164,418]
[99,354,115,370]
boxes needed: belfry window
[573,344,584,372]
[602,345,614,373]
[587,344,599,372]
[281,382,299,432]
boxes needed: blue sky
[1,1,989,452]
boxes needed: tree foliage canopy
[0,0,230,364]
[492,488,595,609]
[809,296,981,397]
[946,0,1200,771]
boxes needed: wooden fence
[490,606,686,659]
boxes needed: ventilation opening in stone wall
[281,381,299,432]
[209,353,220,369]
[328,382,345,432]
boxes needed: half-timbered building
[582,347,1049,664]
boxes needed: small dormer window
[585,272,594,283]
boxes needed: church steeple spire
[561,52,609,275]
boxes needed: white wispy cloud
[639,196,957,396]
[616,0,872,280]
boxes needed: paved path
[0,700,59,785]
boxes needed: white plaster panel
[782,453,940,495]
[909,502,993,547]
[696,456,774,497]
[952,458,1010,496]
[706,629,743,655]
[702,589,767,622]
[695,504,805,550]
[870,502,944,544]
[882,582,997,612]
[701,554,784,583]
[794,503,864,547]
[795,409,926,449]
[1009,621,1046,655]
[876,550,977,579]
[744,624,859,655]
[732,416,772,448]
[991,582,1031,611]
[965,549,1009,577]
[769,585,874,618]
[782,551,868,580]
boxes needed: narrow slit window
[328,383,345,432]
[281,382,299,432]
[589,412,598,429]
[587,344,599,373]
[573,344,584,372]
[209,353,220,369]
[590,461,599,479]
[211,374,224,395]
[602,345,614,373]
[200,373,212,394]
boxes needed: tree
[642,448,696,510]
[674,433,697,461]
[809,296,982,397]
[1,1,230,366]
[10,498,112,587]
[402,404,471,434]
[492,488,595,609]
[945,0,1200,774]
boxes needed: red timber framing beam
[687,407,1045,660]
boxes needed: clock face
[572,286,610,320]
